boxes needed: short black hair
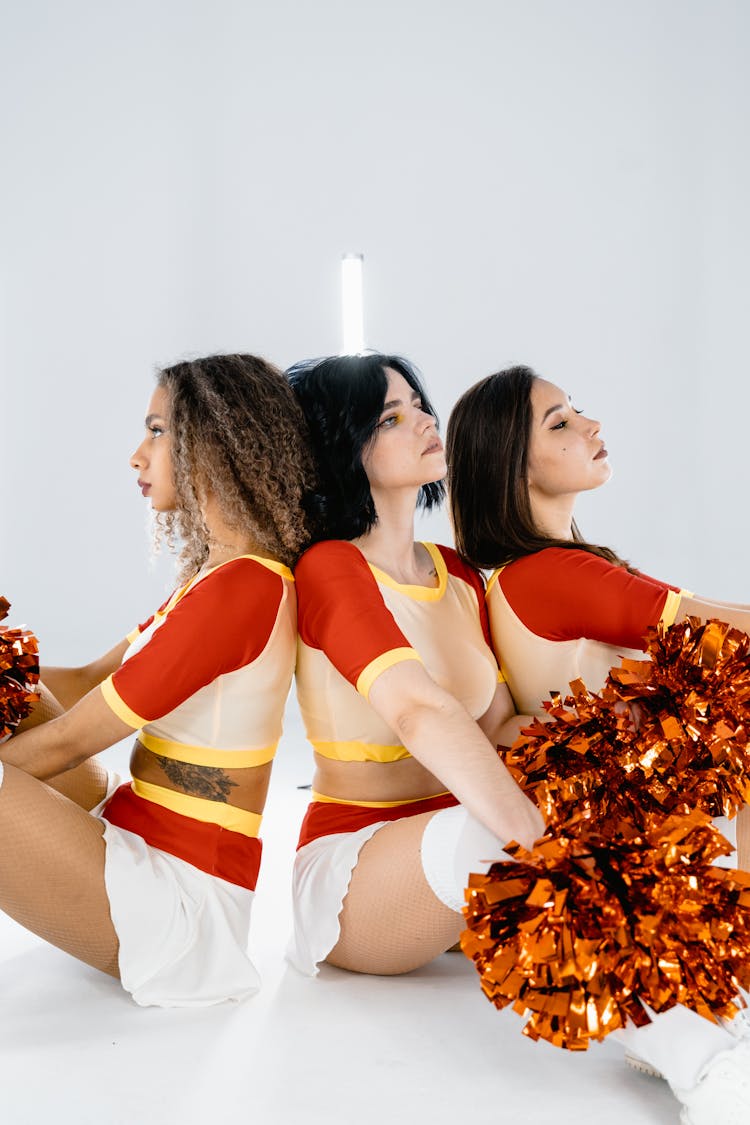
[287,353,444,541]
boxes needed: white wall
[2,0,749,662]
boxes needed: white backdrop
[2,0,749,664]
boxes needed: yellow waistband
[138,731,277,768]
[131,777,263,837]
[311,789,450,808]
[311,739,411,764]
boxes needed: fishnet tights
[13,682,111,810]
[326,811,463,975]
[0,763,119,976]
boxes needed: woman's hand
[1,683,133,779]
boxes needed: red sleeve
[109,558,284,724]
[295,540,414,690]
[436,545,492,648]
[498,548,680,649]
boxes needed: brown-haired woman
[446,363,750,1119]
[447,364,750,810]
[0,353,316,1006]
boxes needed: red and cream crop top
[100,555,296,833]
[486,547,687,715]
[295,540,501,764]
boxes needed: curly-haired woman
[1,353,316,1006]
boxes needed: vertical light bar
[341,253,364,354]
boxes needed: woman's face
[362,368,446,494]
[130,385,178,512]
[526,377,611,501]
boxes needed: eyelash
[377,400,425,429]
[551,409,583,431]
[149,425,166,438]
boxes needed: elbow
[392,696,453,746]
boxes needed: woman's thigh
[326,810,463,975]
[0,763,119,975]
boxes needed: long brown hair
[155,354,317,578]
[446,365,629,570]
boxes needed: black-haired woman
[1,354,316,1005]
[286,353,543,978]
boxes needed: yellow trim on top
[100,676,146,729]
[243,555,294,581]
[368,543,447,602]
[160,579,195,615]
[311,739,411,763]
[138,731,277,768]
[311,789,450,808]
[661,588,689,629]
[132,778,262,836]
[356,648,423,699]
[484,566,506,599]
[126,627,141,645]
[496,667,506,684]
[200,554,293,583]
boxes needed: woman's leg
[12,683,111,810]
[0,762,120,976]
[326,804,750,1119]
[327,806,502,975]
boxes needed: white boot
[676,1039,750,1124]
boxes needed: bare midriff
[312,751,448,804]
[130,740,272,817]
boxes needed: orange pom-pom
[0,598,40,739]
[466,617,750,1048]
[462,811,750,1050]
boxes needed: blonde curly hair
[154,354,317,578]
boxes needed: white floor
[0,707,679,1125]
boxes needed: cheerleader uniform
[288,539,501,974]
[95,554,295,1006]
[485,547,687,712]
[483,546,747,863]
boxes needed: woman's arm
[676,595,750,632]
[1,684,133,778]
[368,662,544,850]
[41,639,129,710]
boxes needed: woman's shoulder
[296,538,368,575]
[295,540,375,598]
[176,556,291,627]
[496,546,621,580]
[487,547,633,608]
